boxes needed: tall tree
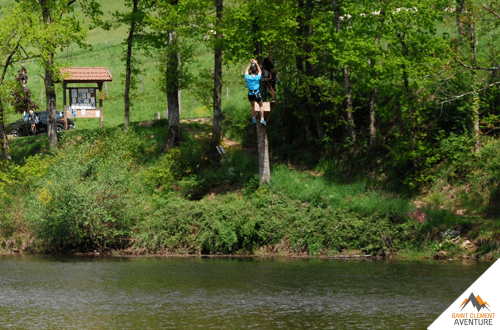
[29,0,102,148]
[149,0,208,151]
[113,0,151,132]
[124,0,138,133]
[0,2,36,160]
[210,0,224,156]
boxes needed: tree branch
[456,58,499,72]
[59,0,76,17]
[1,42,21,83]
[439,81,500,103]
[482,4,500,19]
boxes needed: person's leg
[270,81,276,101]
[248,94,257,124]
[257,98,265,125]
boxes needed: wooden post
[63,83,67,130]
[98,82,103,128]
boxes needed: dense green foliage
[0,0,499,259]
[1,123,497,259]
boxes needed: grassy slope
[1,0,249,129]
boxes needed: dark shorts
[248,91,262,103]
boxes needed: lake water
[0,255,491,329]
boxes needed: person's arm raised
[245,63,251,75]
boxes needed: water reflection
[0,256,490,329]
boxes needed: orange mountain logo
[460,293,491,312]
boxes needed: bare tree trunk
[369,87,377,147]
[45,56,57,148]
[472,76,480,152]
[39,0,57,148]
[178,36,182,115]
[256,122,270,183]
[211,0,223,159]
[333,0,357,145]
[332,0,341,32]
[124,0,138,133]
[164,30,182,151]
[343,65,356,144]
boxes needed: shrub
[24,133,143,252]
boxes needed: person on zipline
[244,59,265,126]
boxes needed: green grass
[2,0,250,131]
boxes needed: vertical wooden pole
[254,103,271,184]
[256,123,270,183]
[99,82,103,128]
[63,83,67,130]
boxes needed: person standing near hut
[28,110,38,135]
[244,59,265,126]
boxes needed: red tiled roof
[60,67,113,82]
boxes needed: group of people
[244,58,276,126]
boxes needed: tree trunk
[124,0,138,132]
[256,122,270,184]
[332,0,341,32]
[45,56,57,148]
[178,36,182,114]
[0,44,19,161]
[456,0,466,36]
[304,0,313,77]
[0,98,10,161]
[211,0,223,159]
[398,32,418,170]
[369,87,377,147]
[315,116,325,139]
[343,65,356,144]
[39,0,57,148]
[296,0,312,137]
[164,30,182,151]
[252,11,262,63]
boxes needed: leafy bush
[437,133,477,181]
[24,132,144,252]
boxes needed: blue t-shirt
[244,74,261,94]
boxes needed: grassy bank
[1,119,498,261]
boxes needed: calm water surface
[0,255,491,329]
